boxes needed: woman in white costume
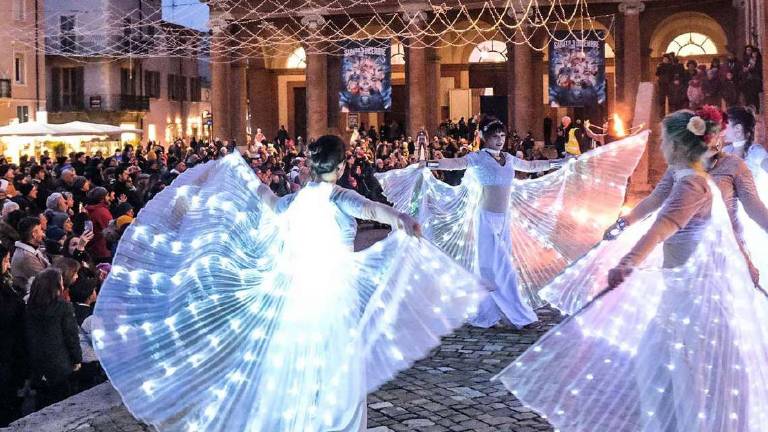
[91,135,487,432]
[376,117,649,328]
[494,109,768,432]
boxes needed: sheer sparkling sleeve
[624,170,674,225]
[331,186,404,228]
[733,160,768,232]
[621,175,710,267]
[430,156,468,171]
[509,155,552,173]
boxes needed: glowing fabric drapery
[375,131,649,307]
[493,186,768,431]
[741,149,768,286]
[91,154,485,432]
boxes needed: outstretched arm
[510,156,560,173]
[334,187,421,236]
[608,176,708,287]
[421,157,468,171]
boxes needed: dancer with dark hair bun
[91,135,487,432]
[377,116,650,328]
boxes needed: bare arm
[583,126,606,145]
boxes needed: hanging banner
[548,31,606,108]
[340,39,392,112]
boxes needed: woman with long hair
[495,109,768,431]
[92,135,486,432]
[25,268,82,409]
[376,116,649,328]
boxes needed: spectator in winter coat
[0,244,25,426]
[667,75,688,112]
[0,208,21,253]
[85,187,114,262]
[721,71,740,107]
[24,268,81,409]
[687,74,705,109]
[10,217,49,294]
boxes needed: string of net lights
[5,0,615,62]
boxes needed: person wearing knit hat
[0,179,8,202]
[87,187,109,204]
[44,225,68,260]
[11,182,40,215]
[2,201,19,220]
[113,202,134,219]
[44,192,69,229]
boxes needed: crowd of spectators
[656,46,763,114]
[0,115,570,425]
[0,137,243,426]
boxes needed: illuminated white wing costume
[375,132,649,320]
[739,144,768,286]
[494,176,768,431]
[91,154,485,432]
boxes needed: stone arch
[649,12,728,58]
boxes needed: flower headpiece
[688,105,727,144]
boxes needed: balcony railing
[119,94,150,111]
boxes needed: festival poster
[340,39,392,112]
[548,31,606,108]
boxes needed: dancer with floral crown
[91,135,487,432]
[495,109,768,432]
[376,116,649,328]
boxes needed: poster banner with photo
[340,39,392,112]
[548,31,606,108]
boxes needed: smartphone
[84,220,93,233]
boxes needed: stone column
[306,50,329,140]
[404,9,428,138]
[229,60,248,149]
[513,39,534,135]
[302,15,329,141]
[425,46,442,136]
[531,51,545,140]
[619,1,644,122]
[247,58,278,139]
[506,40,516,130]
[210,26,231,141]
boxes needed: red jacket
[85,202,113,259]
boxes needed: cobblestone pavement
[6,227,562,432]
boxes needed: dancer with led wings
[543,106,768,314]
[91,135,487,432]
[376,116,649,328]
[494,108,768,432]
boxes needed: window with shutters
[16,106,29,123]
[144,71,160,98]
[14,54,26,85]
[0,80,11,98]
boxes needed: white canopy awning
[0,120,143,137]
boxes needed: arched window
[469,40,508,63]
[391,42,405,65]
[666,32,718,57]
[286,47,306,69]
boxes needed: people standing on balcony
[667,75,688,112]
[741,46,763,112]
[656,53,675,114]
[687,72,705,110]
